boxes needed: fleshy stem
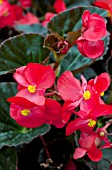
[39,136,51,160]
[44,91,61,98]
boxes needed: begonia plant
[0,0,112,170]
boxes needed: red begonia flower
[76,36,104,59]
[42,12,55,27]
[13,63,55,105]
[82,10,107,41]
[8,97,67,128]
[73,133,102,162]
[19,0,32,8]
[58,71,110,113]
[16,12,39,25]
[53,0,66,14]
[74,130,112,162]
[8,97,46,128]
[66,104,112,135]
[0,2,16,28]
[11,5,23,22]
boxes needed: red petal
[88,143,102,162]
[17,12,39,25]
[83,40,104,59]
[76,37,87,56]
[25,63,55,89]
[82,10,91,27]
[73,147,87,159]
[45,99,65,128]
[62,101,72,122]
[93,72,110,94]
[94,2,110,11]
[53,0,66,13]
[13,66,28,87]
[80,85,100,112]
[65,160,76,170]
[16,89,45,105]
[57,71,83,102]
[83,16,106,41]
[66,118,89,136]
[79,133,96,149]
[7,96,37,108]
[90,104,112,118]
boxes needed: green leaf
[85,149,112,170]
[47,6,107,36]
[0,148,17,170]
[14,24,49,36]
[106,56,112,78]
[0,82,50,148]
[0,33,50,75]
[65,0,94,8]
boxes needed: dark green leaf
[65,0,94,8]
[0,82,50,148]
[14,24,49,36]
[0,147,17,170]
[0,33,50,75]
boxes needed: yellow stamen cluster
[21,109,30,116]
[4,11,9,17]
[100,92,104,97]
[83,90,91,100]
[88,120,96,127]
[100,131,105,136]
[0,0,3,5]
[28,85,36,93]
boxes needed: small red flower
[42,12,55,27]
[76,10,107,59]
[0,2,15,28]
[13,63,55,105]
[19,0,32,8]
[7,97,67,128]
[73,130,112,162]
[66,104,112,135]
[82,10,107,41]
[94,0,112,22]
[42,0,66,27]
[53,0,66,14]
[16,12,39,25]
[57,71,110,116]
[8,97,46,128]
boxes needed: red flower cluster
[0,0,39,28]
[57,70,112,161]
[7,63,70,128]
[76,10,107,59]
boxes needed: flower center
[88,119,96,127]
[28,85,36,93]
[4,11,9,17]
[21,109,30,116]
[100,92,104,97]
[0,0,3,5]
[83,90,91,100]
[100,131,105,136]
